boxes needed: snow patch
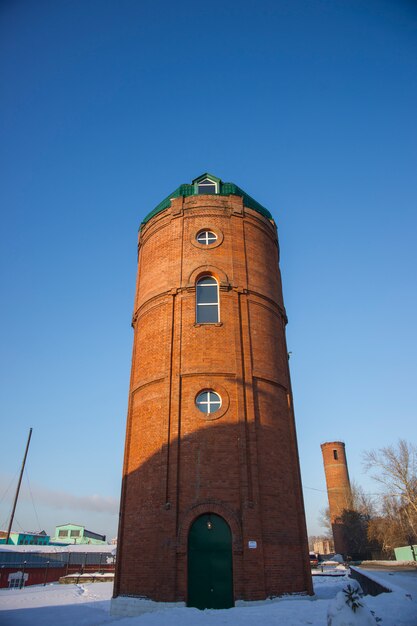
[327,590,378,626]
[0,574,415,626]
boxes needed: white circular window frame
[192,381,230,421]
[191,227,224,250]
[195,389,222,415]
[196,230,218,246]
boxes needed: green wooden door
[187,514,234,609]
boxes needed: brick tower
[112,174,312,615]
[320,441,352,556]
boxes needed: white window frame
[196,276,220,324]
[196,230,218,245]
[197,178,218,194]
[196,390,222,414]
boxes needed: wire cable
[25,468,42,532]
[302,485,388,497]
[1,502,15,530]
[0,470,20,507]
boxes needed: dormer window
[197,178,217,195]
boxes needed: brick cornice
[132,286,287,328]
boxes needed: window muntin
[196,390,222,414]
[196,230,217,245]
[196,276,219,323]
[197,178,217,194]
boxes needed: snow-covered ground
[0,572,416,626]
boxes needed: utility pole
[6,428,33,545]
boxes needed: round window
[196,230,217,245]
[195,390,222,414]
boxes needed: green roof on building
[141,173,273,226]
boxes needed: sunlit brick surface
[321,441,352,555]
[114,193,313,603]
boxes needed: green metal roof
[141,173,273,227]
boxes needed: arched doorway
[187,513,234,609]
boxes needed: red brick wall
[114,194,313,602]
[321,441,352,555]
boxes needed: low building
[50,523,106,545]
[0,543,116,588]
[313,538,335,555]
[0,530,50,546]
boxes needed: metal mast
[5,428,33,544]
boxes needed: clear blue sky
[1,0,416,541]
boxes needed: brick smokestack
[320,441,352,556]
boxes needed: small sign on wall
[248,540,257,549]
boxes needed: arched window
[196,276,219,323]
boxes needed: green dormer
[141,173,272,226]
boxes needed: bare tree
[348,481,376,517]
[363,439,417,545]
[318,481,376,559]
[319,506,332,535]
[368,495,415,555]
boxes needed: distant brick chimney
[320,441,352,555]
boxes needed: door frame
[187,513,234,609]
